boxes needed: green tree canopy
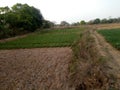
[80,20,86,25]
[0,3,44,39]
[0,3,44,31]
[10,3,44,31]
[93,18,101,24]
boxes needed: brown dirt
[0,47,74,90]
[93,31,120,82]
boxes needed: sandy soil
[0,48,73,90]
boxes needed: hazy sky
[0,0,120,23]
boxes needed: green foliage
[87,18,100,24]
[93,18,101,24]
[98,29,120,50]
[10,3,44,31]
[0,28,84,49]
[0,6,10,14]
[42,20,54,28]
[0,3,44,39]
[101,19,108,24]
[88,17,120,25]
[80,20,86,25]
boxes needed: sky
[0,0,120,24]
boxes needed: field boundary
[69,29,120,89]
[0,33,29,43]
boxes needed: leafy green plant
[98,28,120,50]
[0,28,84,49]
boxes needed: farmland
[98,28,120,50]
[1,1,120,89]
[1,25,120,89]
[0,27,84,89]
[0,28,83,49]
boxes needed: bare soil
[0,48,74,90]
[94,31,120,82]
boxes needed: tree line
[88,18,120,24]
[60,17,120,26]
[0,3,54,39]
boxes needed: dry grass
[70,29,120,90]
[91,23,120,30]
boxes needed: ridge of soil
[70,29,120,90]
[93,31,120,84]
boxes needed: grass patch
[0,28,84,49]
[98,28,120,50]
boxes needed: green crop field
[98,28,120,50]
[0,28,84,49]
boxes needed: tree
[93,18,101,24]
[101,19,108,24]
[0,6,10,14]
[107,19,113,23]
[60,21,69,26]
[0,6,10,25]
[43,20,54,28]
[0,3,44,39]
[80,20,86,25]
[10,3,44,31]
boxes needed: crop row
[98,28,120,50]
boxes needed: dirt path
[0,34,28,43]
[0,48,74,90]
[93,30,120,84]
